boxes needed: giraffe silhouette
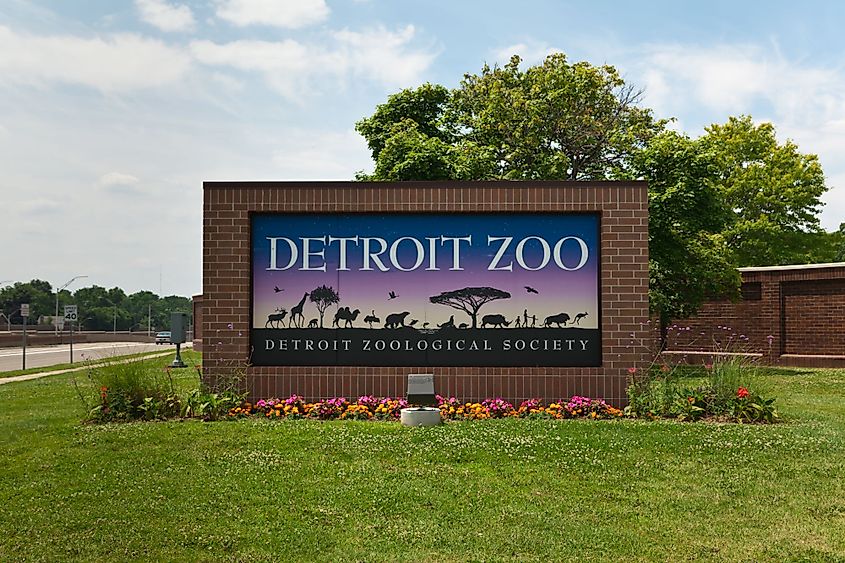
[290,292,309,328]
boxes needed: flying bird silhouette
[524,286,539,294]
[274,286,284,293]
[388,291,398,300]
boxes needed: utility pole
[148,303,151,336]
[54,275,87,335]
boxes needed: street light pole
[54,275,87,335]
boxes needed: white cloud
[332,26,435,87]
[191,25,436,97]
[638,44,845,129]
[636,43,845,230]
[271,129,369,179]
[0,26,191,92]
[18,198,61,216]
[214,0,329,29]
[135,0,196,33]
[99,172,141,187]
[491,41,561,66]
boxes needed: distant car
[155,331,172,344]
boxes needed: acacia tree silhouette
[309,285,340,328]
[429,286,511,328]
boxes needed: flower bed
[231,394,624,421]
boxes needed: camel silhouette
[333,307,361,328]
[290,292,309,328]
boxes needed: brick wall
[665,263,845,366]
[201,181,650,405]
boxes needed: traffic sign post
[21,303,29,370]
[64,305,78,364]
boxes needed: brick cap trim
[203,180,648,190]
[738,262,845,272]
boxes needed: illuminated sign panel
[251,213,600,366]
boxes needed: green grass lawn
[1,357,843,561]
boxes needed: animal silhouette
[409,319,418,326]
[438,315,455,329]
[458,323,469,329]
[333,307,361,328]
[384,311,410,328]
[290,292,309,328]
[308,319,319,328]
[388,291,398,300]
[524,286,539,294]
[481,314,510,328]
[265,310,287,328]
[544,312,570,328]
[273,286,284,293]
[363,310,380,329]
[422,322,429,329]
[574,312,589,325]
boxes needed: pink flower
[627,367,637,375]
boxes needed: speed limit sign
[64,305,78,322]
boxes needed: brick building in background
[664,263,845,367]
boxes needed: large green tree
[630,131,739,339]
[357,54,663,181]
[356,53,831,324]
[700,115,827,266]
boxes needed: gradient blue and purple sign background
[251,213,600,366]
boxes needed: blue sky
[2,0,844,297]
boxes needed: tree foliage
[0,281,191,331]
[700,115,828,266]
[356,54,663,182]
[309,285,340,328]
[630,131,740,329]
[429,287,511,328]
[356,53,832,322]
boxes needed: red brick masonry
[201,181,650,404]
[665,263,845,367]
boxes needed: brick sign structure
[202,181,649,405]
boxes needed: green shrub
[74,356,179,422]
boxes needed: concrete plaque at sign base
[400,407,442,427]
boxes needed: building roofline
[738,262,845,272]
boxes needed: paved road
[0,342,183,373]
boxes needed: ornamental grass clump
[625,323,780,423]
[74,356,180,422]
